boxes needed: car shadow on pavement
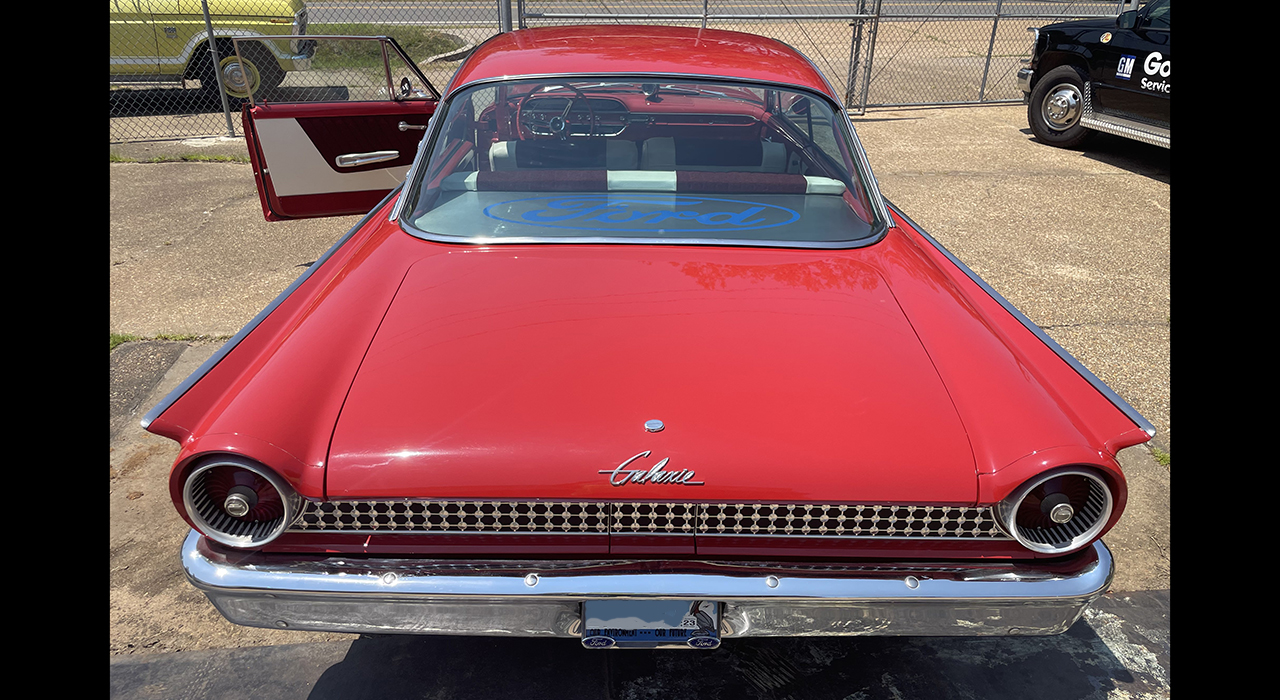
[307,594,1169,700]
[1021,129,1171,183]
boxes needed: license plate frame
[581,600,721,649]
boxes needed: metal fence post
[857,0,882,114]
[845,0,867,111]
[498,0,513,32]
[201,0,235,137]
[978,0,1003,102]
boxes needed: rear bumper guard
[182,530,1114,638]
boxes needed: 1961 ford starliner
[143,26,1154,649]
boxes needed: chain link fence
[518,1,1130,110]
[110,1,1134,142]
[109,0,501,142]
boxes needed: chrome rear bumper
[182,531,1113,638]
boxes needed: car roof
[444,25,838,102]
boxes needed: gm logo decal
[483,195,800,233]
[1116,54,1136,80]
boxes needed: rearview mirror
[1117,10,1138,29]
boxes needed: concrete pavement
[109,102,1169,698]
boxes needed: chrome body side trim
[183,531,1114,637]
[1080,80,1169,148]
[888,202,1156,438]
[1079,113,1169,148]
[140,186,403,430]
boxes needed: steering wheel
[515,83,595,141]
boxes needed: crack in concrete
[191,191,258,237]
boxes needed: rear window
[401,79,884,246]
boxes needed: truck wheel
[196,42,285,101]
[1028,65,1095,149]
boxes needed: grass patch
[110,333,141,352]
[154,333,221,342]
[169,154,249,163]
[1150,447,1170,467]
[308,24,465,69]
[111,333,230,352]
[110,153,249,164]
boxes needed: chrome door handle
[398,121,427,131]
[335,151,399,168]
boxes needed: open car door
[237,36,441,220]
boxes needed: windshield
[401,78,884,246]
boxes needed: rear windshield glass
[402,79,883,246]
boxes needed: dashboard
[519,96,631,138]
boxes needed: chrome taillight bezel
[995,467,1114,555]
[182,455,302,548]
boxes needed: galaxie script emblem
[484,196,799,233]
[601,451,704,486]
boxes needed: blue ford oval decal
[687,635,721,649]
[484,195,799,233]
[582,635,616,649]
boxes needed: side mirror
[1117,10,1138,29]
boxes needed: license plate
[581,600,720,649]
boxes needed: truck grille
[288,500,1008,539]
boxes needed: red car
[145,26,1154,649]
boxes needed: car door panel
[245,100,437,220]
[1091,3,1170,125]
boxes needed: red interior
[243,100,437,220]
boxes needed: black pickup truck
[1017,0,1170,149]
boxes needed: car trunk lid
[325,245,977,504]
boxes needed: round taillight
[182,456,300,548]
[996,468,1113,555]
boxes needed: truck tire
[1028,65,1095,149]
[195,41,285,102]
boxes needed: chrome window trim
[888,203,1156,438]
[779,40,896,228]
[141,186,404,430]
[235,35,441,107]
[394,231,889,251]
[388,112,440,222]
[398,73,890,249]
